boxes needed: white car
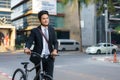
[85,43,118,54]
[57,39,80,51]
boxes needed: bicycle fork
[40,59,44,80]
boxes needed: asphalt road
[0,51,120,80]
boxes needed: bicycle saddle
[21,62,29,65]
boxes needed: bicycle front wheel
[12,68,26,80]
[43,74,53,80]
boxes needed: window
[0,0,10,8]
[61,42,74,45]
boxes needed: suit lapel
[37,25,43,44]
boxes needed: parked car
[85,43,118,54]
[57,39,80,51]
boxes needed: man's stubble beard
[41,23,49,27]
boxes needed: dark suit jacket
[25,25,58,64]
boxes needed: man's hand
[51,49,58,58]
[24,48,31,55]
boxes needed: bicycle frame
[23,52,53,80]
[24,63,40,80]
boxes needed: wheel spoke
[12,69,26,80]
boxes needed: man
[24,10,58,80]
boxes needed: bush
[15,44,23,50]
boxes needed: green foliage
[61,0,69,4]
[15,44,23,50]
[115,26,120,32]
[62,0,92,6]
[107,0,115,14]
[96,0,116,16]
[62,0,118,16]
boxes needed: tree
[61,0,119,52]
[61,0,95,52]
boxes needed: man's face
[40,14,49,27]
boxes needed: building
[0,0,15,52]
[11,0,68,46]
[11,0,120,48]
[96,1,120,44]
[109,1,120,44]
[81,4,96,46]
[0,0,11,24]
[80,1,120,47]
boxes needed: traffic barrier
[113,52,118,63]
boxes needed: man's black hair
[38,10,49,20]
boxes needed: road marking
[0,71,12,80]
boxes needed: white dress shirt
[41,26,50,57]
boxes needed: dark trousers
[34,57,54,80]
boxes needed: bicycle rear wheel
[12,68,26,80]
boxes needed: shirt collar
[41,25,48,33]
[41,25,48,29]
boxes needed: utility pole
[104,0,108,55]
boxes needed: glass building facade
[0,0,11,24]
[11,0,64,30]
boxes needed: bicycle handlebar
[31,52,59,58]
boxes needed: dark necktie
[44,28,48,40]
[44,28,49,56]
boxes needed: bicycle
[12,52,58,80]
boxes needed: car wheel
[96,50,101,54]
[62,48,65,51]
[75,48,79,51]
[112,49,116,54]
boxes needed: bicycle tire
[43,74,53,80]
[12,68,26,80]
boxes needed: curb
[0,71,12,80]
[0,50,24,55]
[92,56,120,63]
[11,49,24,54]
